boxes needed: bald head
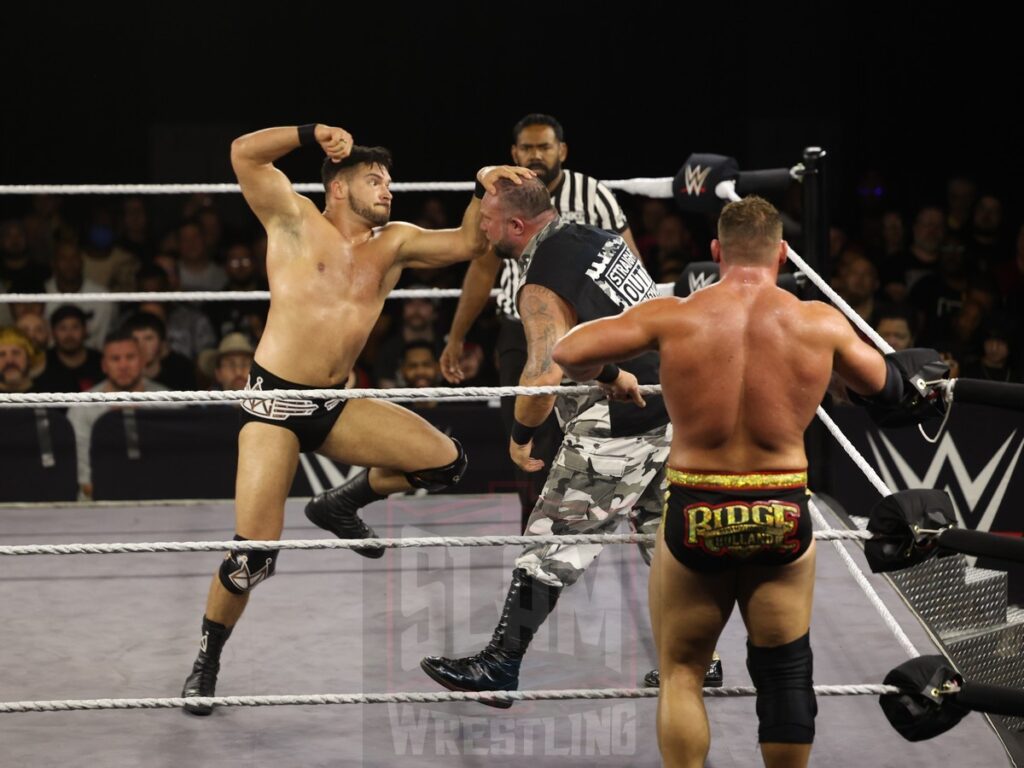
[716,196,784,265]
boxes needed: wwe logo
[682,164,713,197]
[688,271,718,294]
[867,429,1024,532]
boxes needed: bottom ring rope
[0,685,900,713]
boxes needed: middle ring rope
[0,529,870,557]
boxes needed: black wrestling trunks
[662,468,813,572]
[238,360,347,453]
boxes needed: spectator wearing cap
[44,239,117,348]
[963,325,1020,383]
[34,305,103,392]
[199,332,254,391]
[123,312,197,391]
[67,329,170,498]
[0,327,38,393]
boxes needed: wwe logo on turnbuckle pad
[240,375,319,420]
[682,164,713,197]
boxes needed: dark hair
[123,312,167,341]
[875,303,915,329]
[512,113,564,143]
[321,146,393,191]
[136,263,171,289]
[103,327,139,348]
[402,340,437,359]
[50,304,87,327]
[492,177,554,219]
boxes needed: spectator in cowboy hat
[200,333,255,391]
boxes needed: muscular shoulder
[797,299,855,344]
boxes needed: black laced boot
[181,617,233,716]
[304,469,386,558]
[642,652,724,688]
[420,568,562,708]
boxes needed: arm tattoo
[520,292,558,379]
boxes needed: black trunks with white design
[238,360,347,452]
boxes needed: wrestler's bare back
[255,204,407,386]
[656,278,851,471]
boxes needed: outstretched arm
[395,165,535,268]
[509,284,576,472]
[552,298,666,381]
[231,123,350,229]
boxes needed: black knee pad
[746,632,817,744]
[218,535,279,595]
[405,437,467,491]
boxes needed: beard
[3,364,25,382]
[526,159,560,187]
[493,239,521,261]
[349,194,391,227]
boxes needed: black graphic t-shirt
[518,218,668,438]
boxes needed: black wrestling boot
[305,470,386,558]
[642,652,724,689]
[181,617,233,716]
[420,568,562,709]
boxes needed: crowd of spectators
[2,171,1021,496]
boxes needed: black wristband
[297,124,318,148]
[511,418,539,445]
[596,364,621,383]
[474,179,487,199]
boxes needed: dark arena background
[4,3,1024,766]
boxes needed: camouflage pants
[514,423,671,588]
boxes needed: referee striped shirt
[495,169,628,320]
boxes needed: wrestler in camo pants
[515,420,671,588]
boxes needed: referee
[440,114,641,531]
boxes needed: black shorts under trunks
[238,360,347,453]
[662,468,813,573]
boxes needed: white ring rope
[0,177,674,198]
[785,246,893,353]
[0,684,898,714]
[815,406,894,498]
[717,186,893,355]
[0,383,655,406]
[808,497,919,658]
[0,283,677,305]
[0,529,870,557]
[0,288,473,304]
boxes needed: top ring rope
[0,283,677,305]
[0,178,674,198]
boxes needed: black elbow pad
[849,348,949,428]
